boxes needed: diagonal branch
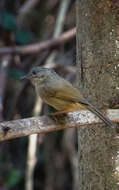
[0,28,76,56]
[19,0,40,16]
[0,109,119,141]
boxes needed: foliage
[7,169,22,188]
[0,9,33,44]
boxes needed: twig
[17,0,40,26]
[19,0,40,16]
[0,28,76,55]
[25,134,37,190]
[45,0,71,67]
[53,0,71,38]
[0,55,11,121]
[25,97,43,190]
[0,109,118,141]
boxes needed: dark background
[0,0,77,190]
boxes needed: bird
[21,66,115,127]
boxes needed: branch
[0,55,11,121]
[53,0,71,38]
[0,28,76,55]
[19,0,40,16]
[45,0,71,67]
[0,109,119,141]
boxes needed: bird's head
[21,66,58,86]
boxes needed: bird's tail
[86,104,115,127]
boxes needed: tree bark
[76,0,119,189]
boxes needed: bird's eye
[32,70,37,75]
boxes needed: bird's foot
[50,110,67,116]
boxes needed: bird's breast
[36,84,55,100]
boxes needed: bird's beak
[20,74,30,80]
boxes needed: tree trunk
[76,0,119,189]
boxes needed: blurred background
[0,0,77,190]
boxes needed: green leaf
[7,169,21,187]
[15,29,33,44]
[0,10,33,44]
[8,68,26,80]
[1,10,16,30]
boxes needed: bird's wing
[49,81,115,127]
[52,81,88,106]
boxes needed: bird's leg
[50,110,68,116]
[50,110,67,124]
